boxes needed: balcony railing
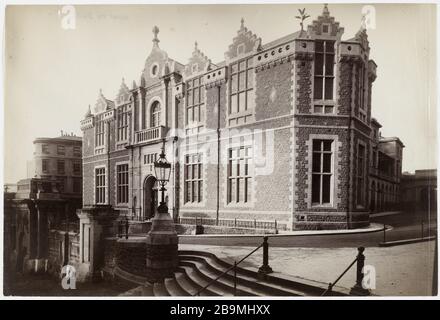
[135,126,166,144]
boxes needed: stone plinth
[145,209,178,283]
[76,205,119,282]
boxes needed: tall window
[358,64,366,122]
[312,140,333,205]
[95,167,106,204]
[42,159,49,173]
[313,40,335,114]
[117,105,129,141]
[357,144,366,206]
[185,76,205,126]
[227,146,252,204]
[73,161,81,175]
[42,144,50,154]
[116,164,129,204]
[73,178,81,194]
[73,146,81,157]
[95,114,105,147]
[184,154,203,203]
[229,58,254,126]
[57,145,65,155]
[57,160,65,174]
[151,101,161,127]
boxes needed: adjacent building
[80,5,404,230]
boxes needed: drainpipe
[347,62,354,229]
[106,121,111,206]
[216,85,221,226]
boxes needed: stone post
[145,187,178,283]
[76,205,119,282]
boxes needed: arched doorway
[143,175,158,220]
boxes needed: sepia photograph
[1,1,438,302]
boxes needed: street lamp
[154,146,171,214]
[146,140,178,282]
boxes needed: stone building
[4,134,82,276]
[401,169,437,212]
[80,5,403,231]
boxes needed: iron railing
[321,246,369,296]
[193,236,273,296]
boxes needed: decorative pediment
[115,78,131,105]
[184,42,214,78]
[225,18,262,60]
[94,89,114,114]
[307,4,344,39]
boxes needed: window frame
[95,166,106,204]
[117,105,129,142]
[356,143,367,208]
[311,139,334,207]
[313,40,336,114]
[184,153,204,204]
[185,75,205,129]
[116,163,129,205]
[226,145,253,205]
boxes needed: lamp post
[145,141,178,282]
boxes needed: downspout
[216,85,221,226]
[347,62,354,229]
[106,121,111,206]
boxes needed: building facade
[80,5,403,230]
[4,134,82,276]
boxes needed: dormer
[225,18,262,62]
[94,89,114,114]
[307,4,344,41]
[183,42,215,79]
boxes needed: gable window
[314,40,335,114]
[312,140,333,205]
[95,114,105,147]
[229,58,254,126]
[57,145,65,155]
[117,105,129,141]
[227,146,253,204]
[357,144,366,206]
[237,43,245,55]
[95,167,106,204]
[185,76,205,127]
[116,164,129,204]
[184,153,203,203]
[151,101,161,127]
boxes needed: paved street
[179,211,437,248]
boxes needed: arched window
[151,101,161,127]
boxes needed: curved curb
[177,223,388,238]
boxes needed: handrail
[321,246,366,296]
[193,237,269,296]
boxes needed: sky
[3,3,437,183]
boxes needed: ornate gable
[354,27,370,53]
[184,42,214,78]
[115,78,131,105]
[94,89,114,114]
[225,18,262,60]
[307,4,344,39]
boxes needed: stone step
[153,281,170,296]
[179,255,305,296]
[180,260,260,296]
[174,268,215,296]
[178,265,233,296]
[164,277,191,296]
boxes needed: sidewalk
[179,241,436,296]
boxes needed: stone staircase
[117,250,350,297]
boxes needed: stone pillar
[145,197,178,282]
[76,205,119,282]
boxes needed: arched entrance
[143,175,158,220]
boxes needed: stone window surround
[223,132,256,209]
[143,96,164,130]
[116,104,130,143]
[226,56,256,127]
[184,74,206,130]
[115,161,130,207]
[311,39,339,115]
[150,62,160,78]
[356,140,368,209]
[306,133,341,209]
[181,148,207,208]
[94,164,107,205]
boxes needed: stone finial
[323,3,330,16]
[295,8,310,37]
[194,41,198,51]
[132,80,137,90]
[152,25,160,47]
[240,17,245,29]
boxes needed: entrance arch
[143,175,157,220]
